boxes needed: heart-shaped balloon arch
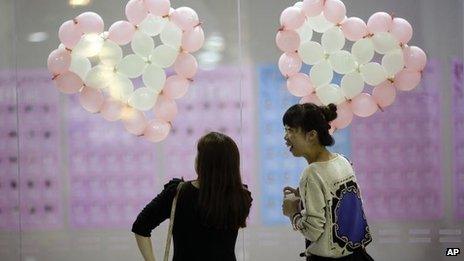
[277,0,427,131]
[47,0,204,142]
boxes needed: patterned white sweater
[292,154,372,258]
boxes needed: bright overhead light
[204,34,225,52]
[27,32,49,42]
[69,0,91,6]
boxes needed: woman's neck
[304,146,333,165]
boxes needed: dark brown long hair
[196,132,251,230]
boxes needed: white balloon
[150,45,179,68]
[316,84,345,105]
[99,40,123,66]
[142,64,166,92]
[117,54,147,78]
[100,31,109,40]
[108,74,134,102]
[73,34,104,57]
[298,41,324,65]
[131,31,154,58]
[360,62,387,86]
[160,22,182,48]
[128,87,158,111]
[308,13,335,33]
[321,27,345,53]
[294,1,303,8]
[139,14,168,36]
[296,21,313,43]
[329,50,356,74]
[382,49,404,76]
[372,32,400,54]
[85,65,115,89]
[351,38,375,65]
[310,60,333,87]
[69,55,91,80]
[341,72,364,99]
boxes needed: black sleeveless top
[132,179,252,261]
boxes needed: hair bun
[321,103,338,122]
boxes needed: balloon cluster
[276,0,427,130]
[47,0,204,142]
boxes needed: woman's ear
[306,130,318,143]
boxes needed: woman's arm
[132,179,182,260]
[135,234,156,261]
[292,178,326,242]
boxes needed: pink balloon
[144,119,171,143]
[323,0,346,24]
[144,0,170,16]
[299,93,322,106]
[58,20,83,48]
[403,46,427,71]
[287,73,314,97]
[100,99,123,121]
[278,52,302,77]
[75,12,104,34]
[122,108,147,135]
[372,80,396,108]
[280,7,305,30]
[276,30,300,53]
[125,0,148,25]
[47,48,71,75]
[174,52,198,79]
[163,75,190,99]
[302,0,324,17]
[54,72,83,94]
[349,93,378,117]
[182,26,204,53]
[171,7,199,31]
[390,17,413,44]
[394,69,421,91]
[154,94,178,122]
[332,102,353,129]
[341,17,368,41]
[79,86,104,113]
[108,21,136,45]
[367,12,392,34]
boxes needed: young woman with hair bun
[281,103,374,261]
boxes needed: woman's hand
[283,186,300,197]
[282,195,300,218]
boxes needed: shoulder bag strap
[163,182,184,261]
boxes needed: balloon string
[363,33,374,39]
[377,104,384,112]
